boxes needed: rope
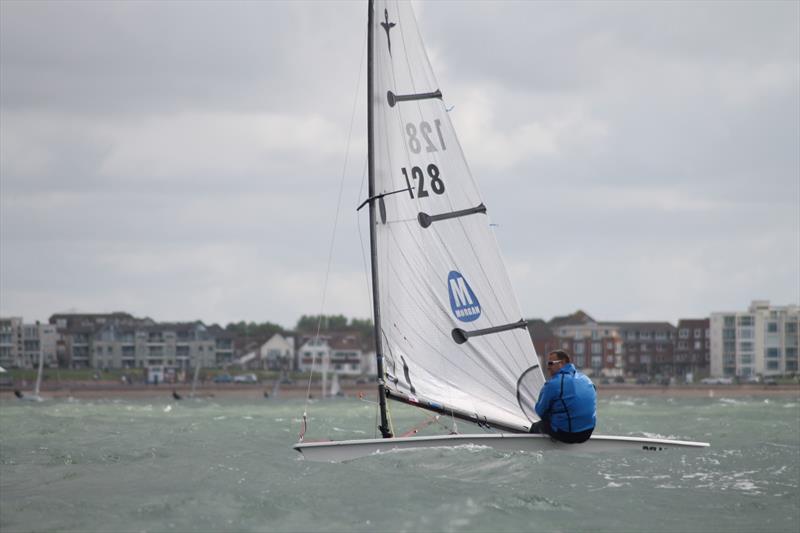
[298,23,367,443]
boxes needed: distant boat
[15,349,46,402]
[329,373,341,398]
[293,0,709,462]
[189,359,201,399]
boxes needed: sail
[370,0,545,432]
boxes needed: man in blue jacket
[530,349,596,443]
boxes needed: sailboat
[15,349,46,402]
[294,0,708,462]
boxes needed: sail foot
[452,319,529,345]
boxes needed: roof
[548,310,596,329]
[526,319,556,340]
[601,321,676,332]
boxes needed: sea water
[0,394,798,533]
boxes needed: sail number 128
[406,120,446,154]
[402,164,445,199]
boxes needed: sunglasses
[547,361,562,366]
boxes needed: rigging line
[300,18,368,432]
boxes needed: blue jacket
[535,363,596,433]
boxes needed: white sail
[371,0,544,431]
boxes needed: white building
[710,301,800,378]
[261,333,294,370]
[297,334,364,376]
[0,318,58,369]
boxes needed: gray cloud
[1,0,797,327]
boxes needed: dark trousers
[529,419,594,444]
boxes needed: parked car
[613,376,625,384]
[742,376,761,384]
[213,374,233,383]
[233,373,258,384]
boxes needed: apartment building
[0,317,58,369]
[92,322,216,371]
[710,300,800,378]
[674,318,710,378]
[548,311,623,376]
[614,322,676,377]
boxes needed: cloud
[1,1,797,328]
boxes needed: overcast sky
[1,0,798,329]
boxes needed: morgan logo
[448,271,481,322]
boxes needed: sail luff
[367,0,393,439]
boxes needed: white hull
[293,433,710,462]
[18,394,45,402]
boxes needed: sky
[1,0,798,329]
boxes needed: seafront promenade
[2,381,798,400]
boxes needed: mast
[367,0,392,439]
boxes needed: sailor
[530,349,596,443]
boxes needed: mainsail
[369,0,544,432]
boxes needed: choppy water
[1,394,798,533]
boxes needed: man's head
[546,349,571,377]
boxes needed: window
[724,316,735,327]
[575,343,585,354]
[678,341,688,350]
[767,322,778,333]
[787,347,798,359]
[786,322,798,333]
[766,348,780,358]
[679,329,690,339]
[787,360,798,371]
[641,332,652,340]
[561,341,570,349]
[694,329,702,338]
[627,332,637,340]
[591,356,602,368]
[740,354,752,364]
[739,328,754,339]
[739,342,753,352]
[694,341,701,350]
[640,343,648,351]
[591,342,602,354]
[591,330,600,340]
[767,360,779,370]
[738,316,754,327]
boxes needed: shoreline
[2,382,798,400]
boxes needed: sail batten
[370,0,545,430]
